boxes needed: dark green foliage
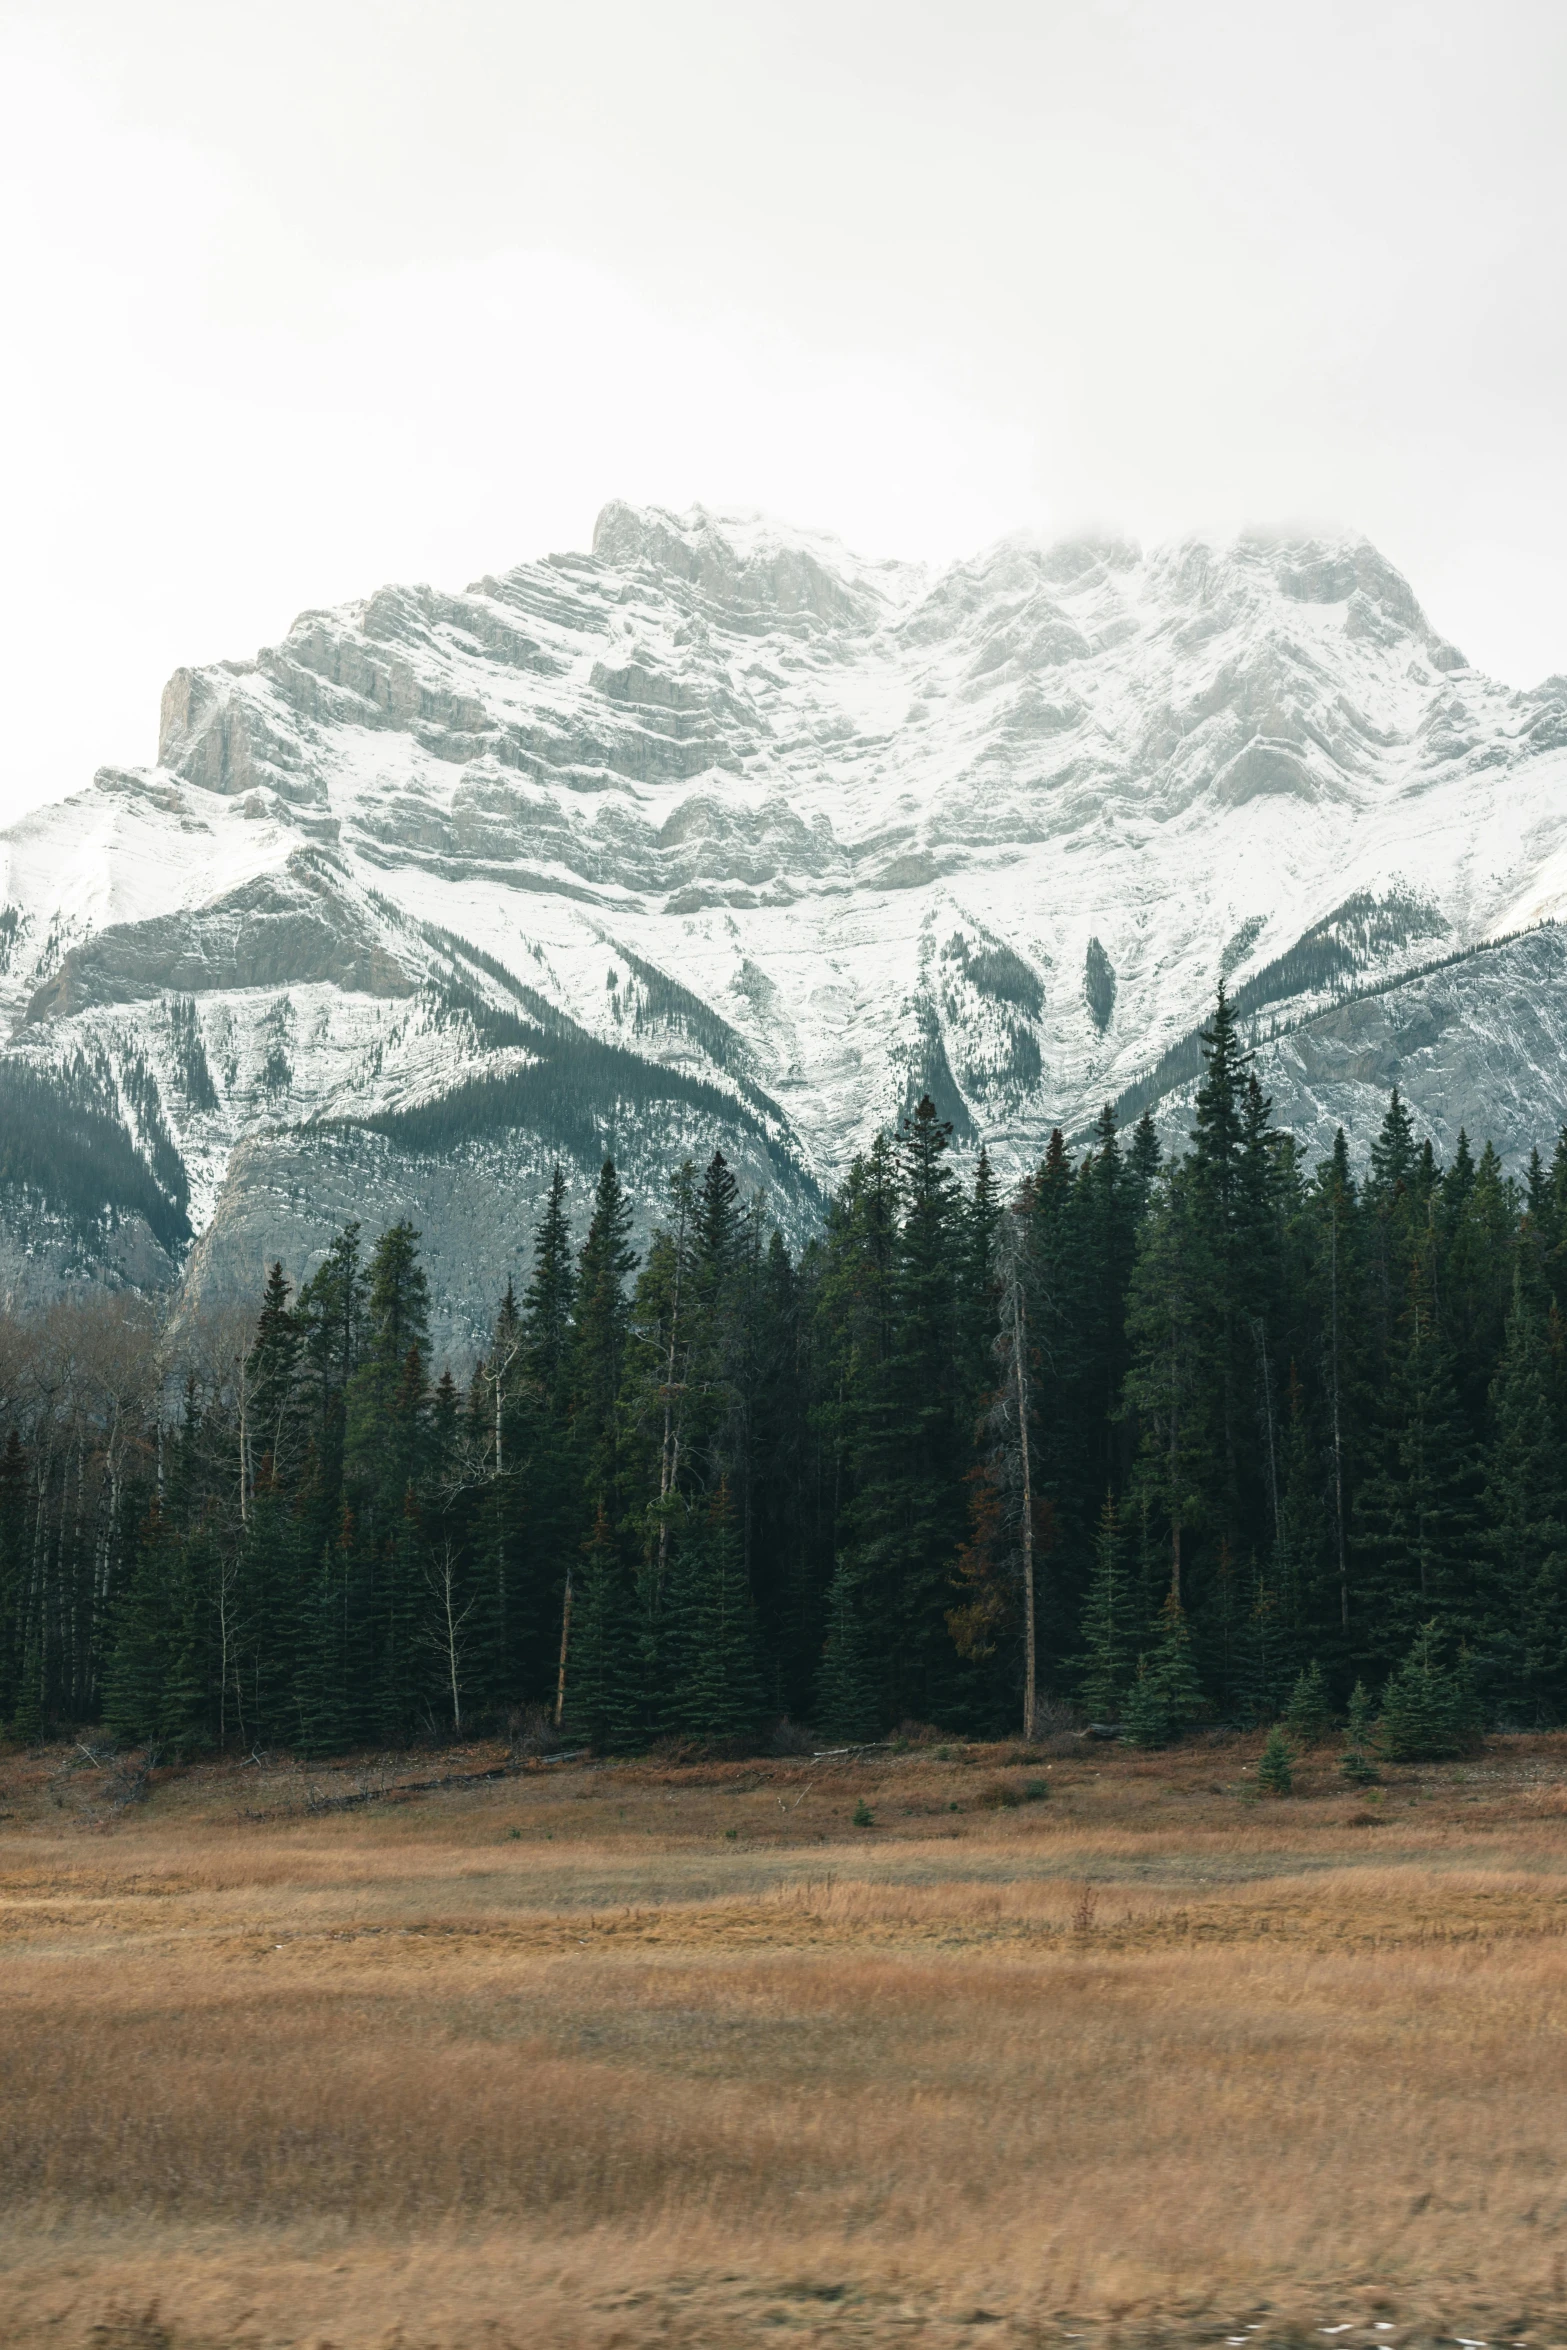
[1231,891,1447,1025]
[671,1483,764,1746]
[364,1017,811,1205]
[1077,1490,1139,1719]
[946,933,1045,1017]
[1256,1725,1294,1794]
[1340,1680,1381,1783]
[1283,1661,1334,1746]
[816,1551,883,1742]
[1344,1677,1377,1747]
[13,987,1567,1760]
[0,1428,26,1726]
[1477,1275,1567,1723]
[1380,1622,1480,1760]
[168,995,220,1111]
[1123,1595,1205,1747]
[0,1056,192,1251]
[1355,1250,1480,1660]
[1000,1024,1042,1089]
[621,945,750,1070]
[1084,936,1116,1031]
[564,1507,641,1752]
[523,1166,576,1405]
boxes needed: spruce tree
[1077,1489,1139,1720]
[1355,1247,1479,1666]
[102,1497,173,1747]
[296,1221,366,1530]
[1283,1660,1333,1746]
[1479,1274,1567,1723]
[523,1166,577,1407]
[1235,1554,1295,1726]
[569,1159,638,1516]
[675,1481,763,1746]
[1380,1621,1479,1760]
[1123,1592,1205,1747]
[1339,1678,1380,1783]
[1369,1088,1417,1198]
[565,1505,641,1752]
[234,1479,306,1746]
[1127,1108,1162,1218]
[0,1427,27,1725]
[506,1185,584,1706]
[816,1551,883,1741]
[346,1223,431,1511]
[247,1261,303,1485]
[294,1540,357,1755]
[1256,1725,1294,1794]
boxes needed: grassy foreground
[4,1731,1567,2348]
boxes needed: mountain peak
[589,500,925,625]
[0,500,1560,1346]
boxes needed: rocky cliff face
[4,502,1566,1352]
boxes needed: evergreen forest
[4,990,1567,1761]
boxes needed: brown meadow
[4,1733,1567,2349]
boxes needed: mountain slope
[4,502,1566,1347]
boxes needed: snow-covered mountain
[4,501,1567,1349]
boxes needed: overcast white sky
[1,0,1565,824]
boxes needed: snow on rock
[3,502,1566,1352]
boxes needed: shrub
[851,1797,874,1827]
[977,1776,1050,1810]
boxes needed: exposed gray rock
[4,499,1567,1339]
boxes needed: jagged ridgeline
[6,996,1567,1761]
[5,503,1567,1331]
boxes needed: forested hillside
[3,987,1564,1757]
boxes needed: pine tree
[1369,1088,1417,1198]
[247,1261,303,1485]
[1235,1552,1294,1727]
[886,1095,971,1720]
[1256,1724,1294,1794]
[0,1427,27,1725]
[523,1166,577,1407]
[1123,1591,1205,1747]
[1380,1621,1479,1760]
[816,1550,883,1741]
[346,1223,431,1514]
[504,1183,584,1708]
[1077,1489,1139,1720]
[233,1479,306,1746]
[1339,1677,1380,1783]
[296,1221,366,1523]
[1355,1247,1479,1665]
[570,1159,638,1516]
[1283,1660,1333,1746]
[1479,1274,1567,1723]
[102,1497,173,1746]
[565,1505,641,1753]
[1127,1108,1162,1218]
[674,1481,763,1746]
[294,1540,357,1755]
[159,1528,216,1756]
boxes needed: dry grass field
[4,1730,1567,2350]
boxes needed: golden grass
[4,1734,1567,2347]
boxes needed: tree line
[2,988,1565,1759]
